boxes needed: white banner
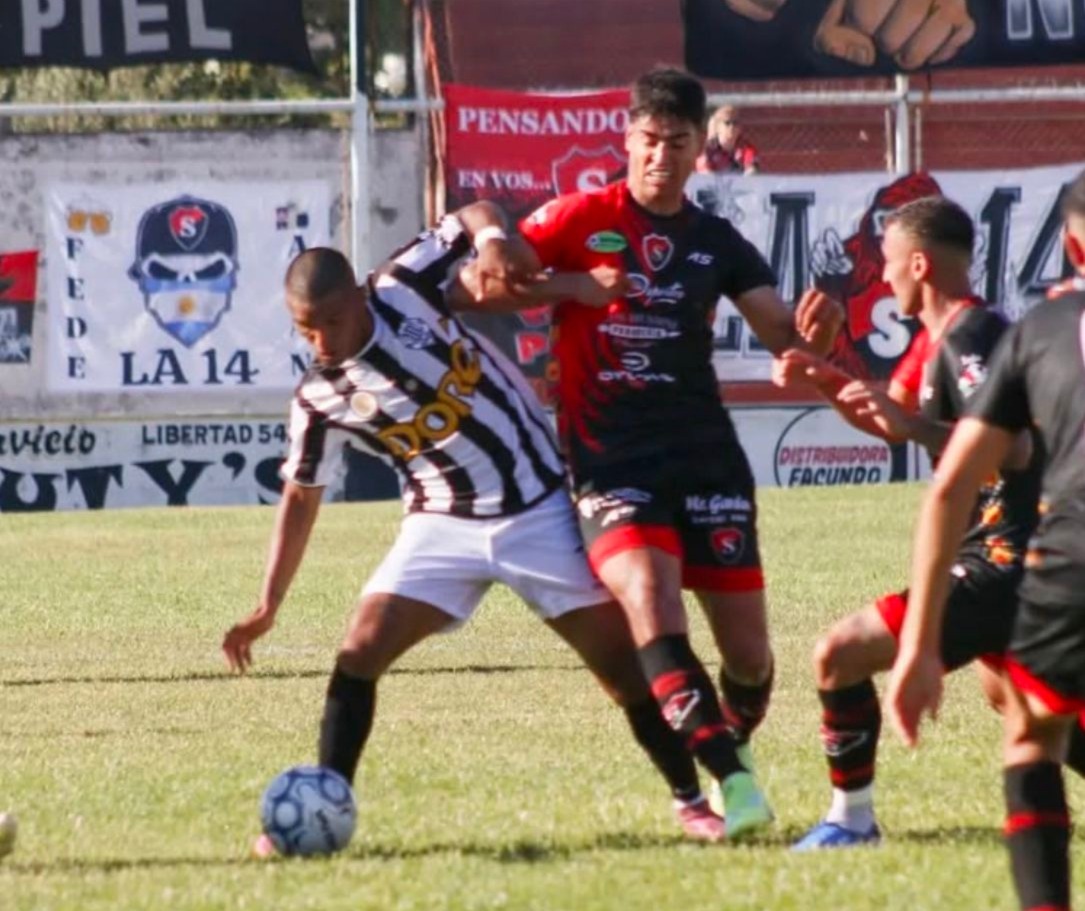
[690,164,1078,382]
[45,181,330,392]
[0,418,346,511]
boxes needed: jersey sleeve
[966,321,1031,432]
[382,215,473,315]
[890,328,929,394]
[518,193,585,269]
[280,397,348,488]
[717,222,777,300]
[943,311,1008,414]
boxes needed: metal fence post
[894,74,911,174]
[350,0,372,272]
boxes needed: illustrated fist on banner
[723,0,789,21]
[811,228,854,277]
[815,0,975,69]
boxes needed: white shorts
[362,488,608,622]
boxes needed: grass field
[2,484,1082,910]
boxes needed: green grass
[1,485,1081,910]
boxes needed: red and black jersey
[892,300,1040,570]
[969,292,1085,606]
[519,180,776,479]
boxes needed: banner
[45,181,330,393]
[0,0,315,73]
[684,0,1085,80]
[0,418,307,512]
[692,164,1076,381]
[443,84,628,387]
[0,251,38,365]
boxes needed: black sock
[624,698,701,802]
[720,662,774,744]
[1004,761,1071,911]
[1064,716,1085,779]
[818,680,880,791]
[638,634,744,782]
[317,665,376,785]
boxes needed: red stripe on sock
[687,722,728,748]
[649,670,691,701]
[1005,812,1070,836]
[830,764,874,788]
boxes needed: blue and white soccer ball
[260,765,357,857]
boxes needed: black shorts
[1004,596,1085,714]
[876,556,1020,671]
[574,450,763,593]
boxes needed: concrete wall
[0,125,424,420]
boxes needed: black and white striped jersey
[281,215,566,518]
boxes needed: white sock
[824,785,875,832]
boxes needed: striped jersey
[281,216,566,517]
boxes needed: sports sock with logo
[818,680,880,799]
[1004,761,1071,911]
[719,661,773,744]
[638,634,745,782]
[624,698,702,802]
[317,665,376,785]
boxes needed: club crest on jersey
[710,527,745,564]
[398,317,435,350]
[643,234,674,272]
[551,145,626,196]
[957,354,987,399]
[586,230,627,253]
[350,391,380,420]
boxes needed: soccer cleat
[674,796,727,843]
[711,771,774,840]
[792,820,881,851]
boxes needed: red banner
[443,85,629,394]
[0,250,38,364]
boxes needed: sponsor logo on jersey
[710,527,745,563]
[350,391,380,420]
[597,350,675,383]
[625,273,685,307]
[643,234,674,271]
[597,321,680,341]
[586,230,628,253]
[398,317,435,350]
[687,251,714,266]
[957,354,988,398]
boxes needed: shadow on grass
[2,664,583,688]
[4,856,249,874]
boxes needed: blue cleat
[792,820,881,851]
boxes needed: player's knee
[811,630,851,689]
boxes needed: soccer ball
[260,766,357,857]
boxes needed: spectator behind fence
[696,105,759,175]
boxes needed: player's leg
[495,489,721,841]
[792,604,896,849]
[319,513,488,785]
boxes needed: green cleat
[709,770,774,840]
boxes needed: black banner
[684,1,1085,80]
[0,0,316,74]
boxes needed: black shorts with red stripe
[1005,595,1085,715]
[875,555,1020,670]
[574,450,763,593]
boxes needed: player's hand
[222,607,276,674]
[885,647,943,747]
[837,380,913,437]
[811,228,853,277]
[723,0,789,22]
[473,236,539,302]
[574,265,633,308]
[794,288,843,354]
[772,348,832,389]
[815,0,976,70]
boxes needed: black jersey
[969,292,1085,605]
[281,216,565,518]
[520,181,777,478]
[917,304,1041,566]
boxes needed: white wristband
[473,225,508,250]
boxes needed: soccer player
[888,171,1085,911]
[465,67,843,837]
[221,203,729,847]
[773,195,1044,849]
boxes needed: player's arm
[222,480,324,673]
[449,201,543,303]
[734,286,843,358]
[886,417,1014,745]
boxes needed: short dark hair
[885,195,974,258]
[1060,169,1085,221]
[285,247,356,302]
[629,67,706,126]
